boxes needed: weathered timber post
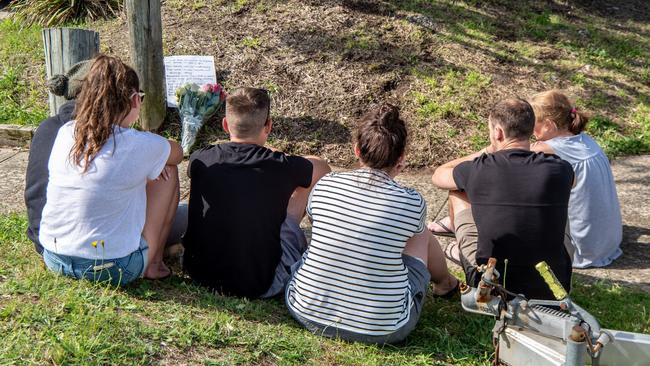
[42,28,99,116]
[125,0,166,131]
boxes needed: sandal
[428,219,455,237]
[443,242,462,267]
[144,266,173,281]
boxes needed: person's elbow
[166,140,183,165]
[431,167,456,190]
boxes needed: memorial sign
[164,55,216,107]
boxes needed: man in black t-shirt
[431,98,574,300]
[183,87,331,298]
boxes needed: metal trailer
[461,258,650,366]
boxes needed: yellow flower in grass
[91,240,106,248]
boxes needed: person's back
[286,104,458,344]
[183,87,328,299]
[41,122,169,259]
[39,54,183,284]
[431,98,574,301]
[530,90,622,268]
[288,169,425,334]
[454,149,573,298]
[183,143,312,297]
[543,133,622,267]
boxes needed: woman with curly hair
[39,54,183,285]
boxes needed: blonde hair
[529,90,589,135]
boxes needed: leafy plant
[9,0,123,27]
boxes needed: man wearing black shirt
[183,87,331,298]
[431,98,574,300]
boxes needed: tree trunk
[125,0,166,131]
[42,28,99,116]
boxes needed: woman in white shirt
[40,54,183,285]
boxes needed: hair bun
[377,104,400,125]
[48,74,69,96]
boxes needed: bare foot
[427,216,454,235]
[431,274,459,297]
[144,261,172,280]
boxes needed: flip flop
[145,268,173,281]
[443,242,462,267]
[429,219,456,237]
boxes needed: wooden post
[125,0,166,131]
[42,28,99,116]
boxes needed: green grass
[345,30,379,51]
[241,36,262,49]
[397,0,650,163]
[410,67,492,155]
[412,68,491,122]
[0,66,48,125]
[585,106,650,158]
[2,213,649,365]
[0,20,48,125]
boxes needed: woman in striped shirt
[285,104,459,344]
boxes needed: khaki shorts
[453,209,479,267]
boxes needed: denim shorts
[42,237,149,286]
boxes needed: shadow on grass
[271,116,352,145]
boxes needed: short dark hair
[225,88,270,138]
[489,98,535,140]
[355,104,407,170]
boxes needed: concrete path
[1,147,648,292]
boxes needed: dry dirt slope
[89,0,650,167]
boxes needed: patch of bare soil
[94,0,649,168]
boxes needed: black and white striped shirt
[287,169,427,335]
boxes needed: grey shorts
[285,254,431,344]
[259,216,308,298]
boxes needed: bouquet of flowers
[176,82,227,155]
